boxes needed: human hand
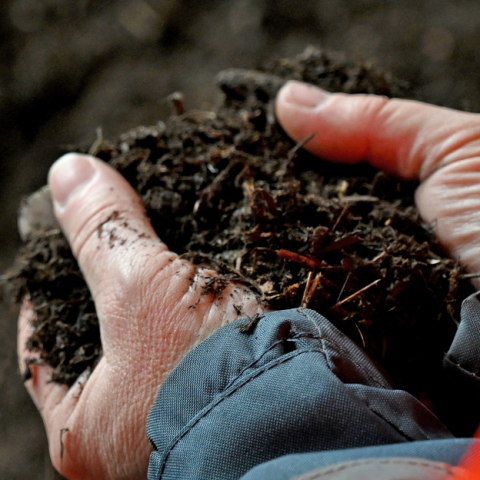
[17,154,265,479]
[276,81,480,288]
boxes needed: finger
[415,158,480,287]
[18,302,113,477]
[275,80,480,182]
[18,303,69,418]
[48,153,174,309]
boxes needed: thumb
[275,80,480,182]
[48,153,173,319]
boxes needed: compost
[7,48,473,402]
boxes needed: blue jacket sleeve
[146,306,461,480]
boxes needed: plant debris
[5,48,474,401]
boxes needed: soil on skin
[7,48,474,401]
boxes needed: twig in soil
[315,232,361,254]
[302,271,314,307]
[287,133,316,160]
[335,279,381,307]
[168,92,185,115]
[340,195,379,203]
[370,251,386,263]
[336,272,351,304]
[235,256,243,271]
[89,127,104,156]
[301,271,322,308]
[355,323,366,348]
[276,249,325,270]
[460,273,480,279]
[331,204,348,232]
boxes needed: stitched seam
[363,400,424,441]
[156,348,324,479]
[222,338,286,391]
[293,457,458,480]
[298,309,387,389]
[445,354,480,378]
[223,332,324,392]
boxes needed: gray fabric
[239,439,476,480]
[291,458,466,480]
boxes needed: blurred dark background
[2,1,480,478]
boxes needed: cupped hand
[276,81,480,287]
[17,154,265,480]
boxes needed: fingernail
[283,81,330,108]
[49,154,96,207]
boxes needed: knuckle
[70,202,119,263]
[361,94,392,124]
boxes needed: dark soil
[7,48,473,403]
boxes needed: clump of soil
[6,48,473,398]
